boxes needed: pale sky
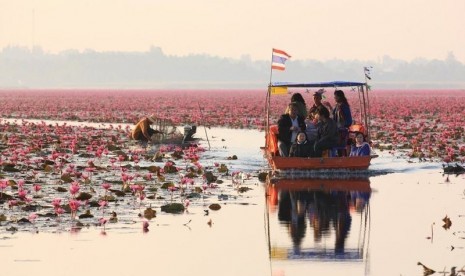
[1,0,464,62]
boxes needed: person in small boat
[306,90,329,143]
[349,132,371,156]
[285,93,308,118]
[310,106,338,157]
[289,131,312,157]
[324,89,353,156]
[277,102,306,157]
[323,89,353,128]
[131,114,163,142]
[308,90,329,120]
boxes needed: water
[1,126,464,276]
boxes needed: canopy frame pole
[265,48,274,149]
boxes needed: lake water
[1,126,464,276]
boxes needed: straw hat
[147,114,157,124]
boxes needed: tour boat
[263,81,375,172]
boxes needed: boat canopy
[270,81,366,88]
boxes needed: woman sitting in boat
[131,114,163,142]
[311,106,338,157]
[285,92,308,118]
[323,89,353,128]
[277,102,306,157]
[289,131,312,157]
[349,132,371,156]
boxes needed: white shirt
[290,116,299,142]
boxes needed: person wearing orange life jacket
[131,114,163,142]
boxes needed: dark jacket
[277,114,306,145]
[315,118,338,149]
[289,141,312,157]
[333,103,353,128]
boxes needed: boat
[262,81,375,172]
[146,117,198,147]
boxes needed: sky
[1,0,464,63]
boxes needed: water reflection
[266,177,371,275]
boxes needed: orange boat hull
[264,148,372,170]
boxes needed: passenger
[311,106,338,157]
[324,89,353,156]
[131,114,163,142]
[289,131,312,157]
[323,90,352,128]
[306,90,329,143]
[308,90,329,120]
[285,93,308,118]
[349,132,371,156]
[277,102,306,157]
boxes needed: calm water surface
[1,126,464,276]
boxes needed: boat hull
[264,149,372,171]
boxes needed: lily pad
[61,173,73,183]
[0,192,13,200]
[143,207,157,220]
[161,203,185,214]
[76,192,93,201]
[109,189,126,197]
[78,210,94,219]
[237,187,252,193]
[209,203,221,211]
[55,187,68,192]
[161,182,175,189]
[204,171,217,183]
[2,165,20,172]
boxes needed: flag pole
[363,66,372,142]
[269,48,274,85]
[265,49,274,149]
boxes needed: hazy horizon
[1,0,464,63]
[1,45,465,90]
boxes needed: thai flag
[271,48,291,71]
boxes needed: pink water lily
[52,198,62,208]
[33,184,41,193]
[69,199,81,212]
[102,183,111,190]
[69,182,80,195]
[99,200,108,208]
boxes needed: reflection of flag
[271,48,291,70]
[270,87,288,95]
[364,66,372,80]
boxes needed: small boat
[149,121,198,147]
[263,81,375,172]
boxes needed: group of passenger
[277,89,371,158]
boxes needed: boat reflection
[266,177,371,275]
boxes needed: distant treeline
[1,46,464,89]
